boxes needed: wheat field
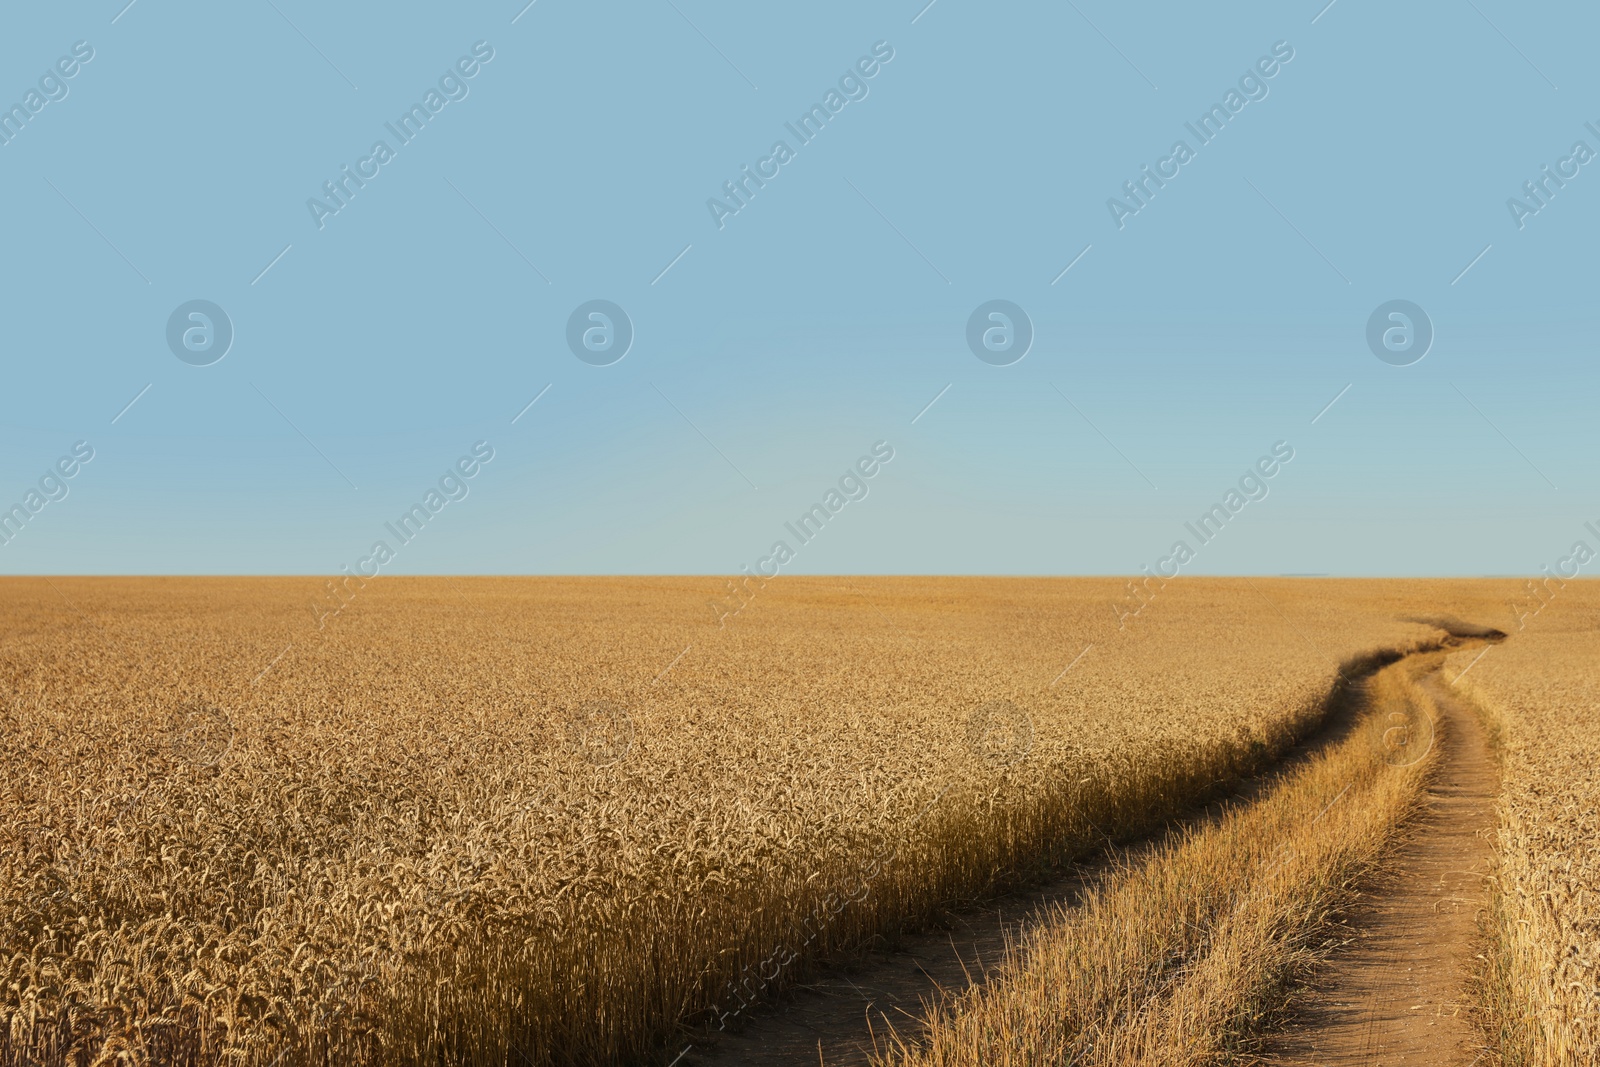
[1456,581,1600,1067]
[0,577,1587,1065]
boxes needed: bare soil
[678,870,1088,1066]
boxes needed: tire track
[1253,665,1498,1066]
[676,634,1486,1067]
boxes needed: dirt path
[677,645,1499,1067]
[1254,668,1498,1066]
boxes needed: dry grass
[872,649,1450,1066]
[1455,582,1600,1067]
[0,577,1458,1065]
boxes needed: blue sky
[0,0,1593,576]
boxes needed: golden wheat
[1455,583,1600,1067]
[0,577,1442,1065]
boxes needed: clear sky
[0,1,1593,576]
